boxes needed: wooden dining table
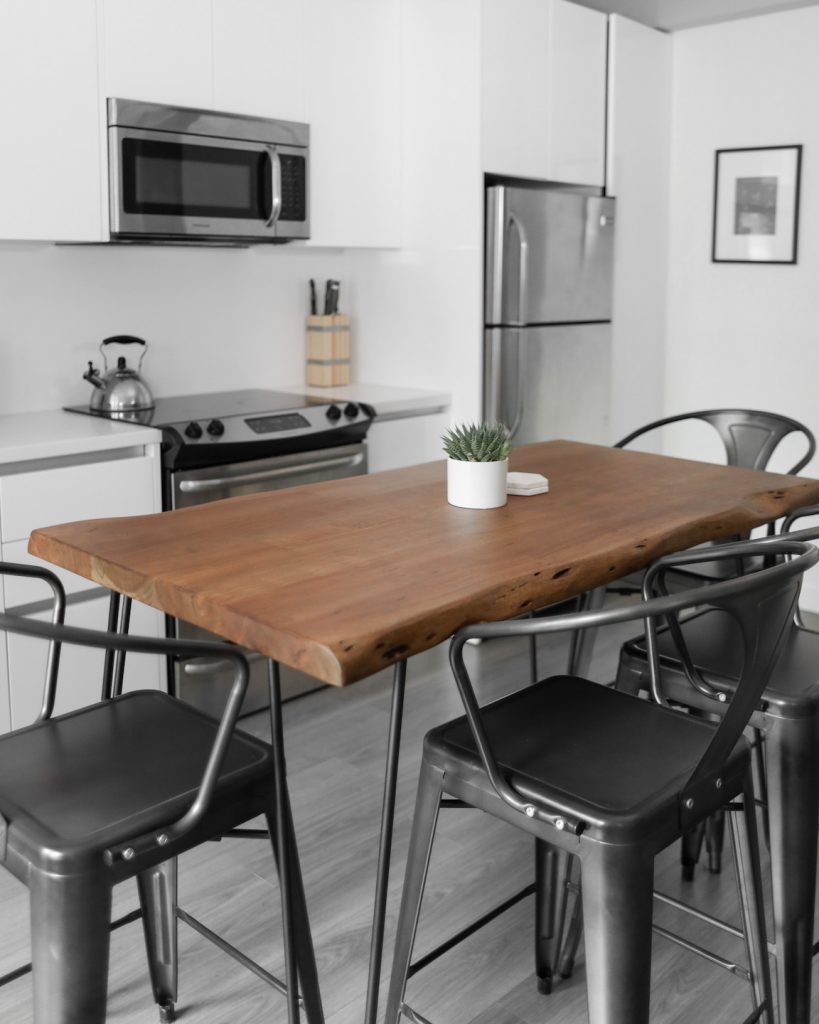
[28,439,819,1023]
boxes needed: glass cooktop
[65,388,322,427]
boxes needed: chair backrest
[616,409,815,475]
[449,537,818,834]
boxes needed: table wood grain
[29,441,819,686]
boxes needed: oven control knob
[326,404,342,421]
[184,421,203,439]
[206,418,225,437]
[344,402,359,418]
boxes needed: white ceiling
[577,0,819,30]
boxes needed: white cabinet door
[367,413,449,474]
[213,0,306,121]
[481,0,606,187]
[102,0,213,109]
[0,0,103,242]
[305,0,401,248]
[7,594,163,729]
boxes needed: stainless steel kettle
[83,336,155,413]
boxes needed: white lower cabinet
[0,438,164,734]
[6,594,162,729]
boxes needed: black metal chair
[385,537,817,1024]
[611,513,819,1024]
[567,408,816,677]
[0,562,322,1024]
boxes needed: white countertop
[283,382,450,420]
[0,410,162,466]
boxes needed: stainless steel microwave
[107,98,309,244]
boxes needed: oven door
[169,443,366,716]
[109,126,309,242]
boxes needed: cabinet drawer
[0,454,158,543]
[6,595,163,730]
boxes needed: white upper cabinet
[101,0,213,109]
[304,0,402,248]
[212,0,307,121]
[481,0,607,187]
[0,0,103,242]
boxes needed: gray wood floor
[0,615,817,1023]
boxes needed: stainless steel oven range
[65,389,373,714]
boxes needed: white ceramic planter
[447,458,508,509]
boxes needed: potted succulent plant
[442,421,511,509]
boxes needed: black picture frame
[712,144,802,264]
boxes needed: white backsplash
[0,242,348,414]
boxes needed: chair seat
[428,676,749,843]
[0,691,273,868]
[621,613,819,717]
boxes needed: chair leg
[557,856,583,979]
[764,717,819,1024]
[681,821,706,881]
[137,859,178,1023]
[752,727,770,849]
[705,808,725,874]
[534,840,569,994]
[384,760,445,1024]
[579,840,654,1024]
[29,866,113,1024]
[729,772,774,1023]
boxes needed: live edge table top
[28,441,819,687]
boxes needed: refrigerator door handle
[508,212,530,327]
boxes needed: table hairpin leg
[364,659,408,1024]
[268,659,302,1024]
[101,591,122,700]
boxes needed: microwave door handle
[265,147,282,227]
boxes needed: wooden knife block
[306,314,351,387]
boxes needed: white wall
[666,5,819,602]
[666,5,819,458]
[0,243,346,412]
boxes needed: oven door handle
[178,451,365,494]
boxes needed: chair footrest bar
[653,889,744,940]
[738,1003,769,1024]
[177,907,302,1005]
[440,799,473,809]
[0,907,143,989]
[652,922,750,980]
[219,827,271,839]
[407,883,536,978]
[400,1002,437,1024]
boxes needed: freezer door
[484,324,611,446]
[485,185,615,326]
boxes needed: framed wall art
[712,144,802,264]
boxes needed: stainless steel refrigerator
[483,183,616,446]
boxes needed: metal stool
[385,538,816,1024]
[0,562,322,1024]
[611,518,819,1024]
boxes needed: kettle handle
[99,335,147,371]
